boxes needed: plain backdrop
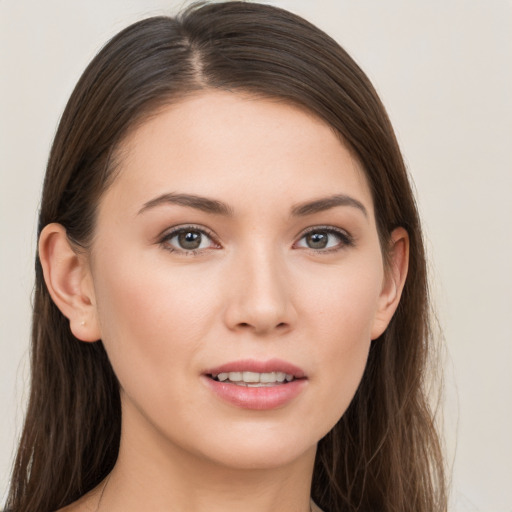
[1,1,511,510]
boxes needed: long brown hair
[6,2,446,511]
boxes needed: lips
[205,358,305,378]
[202,359,307,410]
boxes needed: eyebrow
[291,194,368,218]
[138,193,234,216]
[138,192,368,218]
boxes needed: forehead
[101,90,374,219]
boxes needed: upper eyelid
[159,224,217,240]
[297,225,352,239]
[300,225,346,234]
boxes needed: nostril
[235,321,289,332]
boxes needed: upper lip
[204,358,306,379]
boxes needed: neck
[96,400,316,512]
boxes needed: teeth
[259,372,276,383]
[243,371,260,383]
[212,371,295,384]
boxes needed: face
[85,91,396,470]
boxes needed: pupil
[178,231,201,249]
[307,232,328,249]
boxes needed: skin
[40,91,408,512]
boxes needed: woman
[5,2,446,511]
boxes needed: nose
[223,246,297,336]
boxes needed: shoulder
[311,500,325,512]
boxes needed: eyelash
[158,225,354,255]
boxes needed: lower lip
[203,377,307,410]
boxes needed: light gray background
[1,1,511,510]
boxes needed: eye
[295,227,353,251]
[161,226,218,253]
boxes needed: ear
[38,223,101,342]
[371,227,410,340]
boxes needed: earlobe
[371,227,410,340]
[38,223,101,342]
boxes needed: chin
[183,422,321,471]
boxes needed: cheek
[299,256,383,426]
[302,255,383,348]
[91,251,219,391]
